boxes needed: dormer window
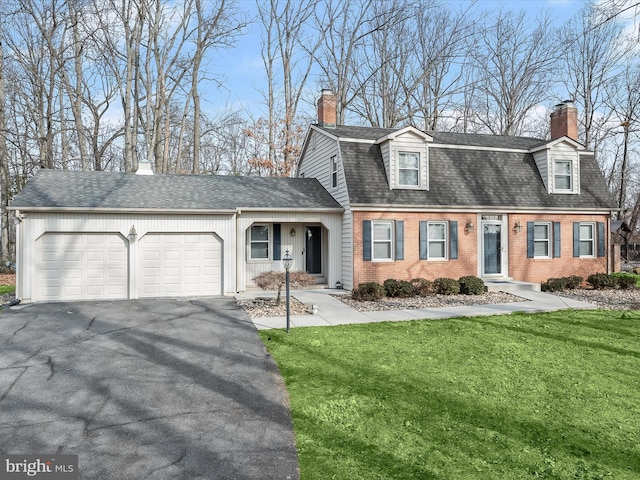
[554,160,572,191]
[398,152,420,186]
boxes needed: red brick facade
[352,211,610,286]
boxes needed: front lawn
[260,310,640,479]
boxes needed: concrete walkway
[236,288,597,330]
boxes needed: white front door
[481,215,507,277]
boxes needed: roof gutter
[7,206,238,214]
[350,204,616,214]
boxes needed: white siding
[532,150,549,190]
[16,212,237,302]
[296,128,355,289]
[238,211,342,291]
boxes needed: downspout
[235,209,242,293]
[14,210,22,301]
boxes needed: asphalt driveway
[0,298,299,480]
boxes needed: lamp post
[283,250,292,333]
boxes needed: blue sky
[207,0,588,119]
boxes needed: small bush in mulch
[410,278,433,297]
[352,282,386,301]
[252,270,317,305]
[383,279,415,298]
[458,276,485,295]
[587,273,616,290]
[541,275,584,292]
[541,277,568,292]
[565,275,584,289]
[434,277,460,295]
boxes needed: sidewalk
[235,288,597,330]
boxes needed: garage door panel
[139,233,221,298]
[36,233,128,302]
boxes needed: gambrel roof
[313,124,615,211]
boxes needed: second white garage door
[139,233,222,297]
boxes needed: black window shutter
[527,222,534,258]
[363,220,372,261]
[449,221,458,260]
[573,222,580,257]
[553,222,561,258]
[419,221,428,260]
[395,221,404,260]
[273,224,281,260]
[597,222,605,257]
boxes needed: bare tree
[562,4,630,150]
[0,7,12,265]
[469,10,560,136]
[257,0,320,176]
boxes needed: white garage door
[139,233,222,297]
[37,233,128,301]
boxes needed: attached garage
[139,233,222,297]
[9,169,343,303]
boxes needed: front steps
[484,278,541,293]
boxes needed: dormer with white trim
[529,101,584,195]
[374,127,433,191]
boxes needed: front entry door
[482,216,505,276]
[305,226,322,274]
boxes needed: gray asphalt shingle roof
[10,170,343,211]
[317,125,615,210]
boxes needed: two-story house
[296,90,616,290]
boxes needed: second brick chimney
[550,101,578,142]
[317,89,337,128]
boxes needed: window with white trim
[554,160,572,191]
[250,225,270,260]
[331,156,338,188]
[579,223,595,257]
[534,222,551,258]
[398,152,420,186]
[427,221,447,259]
[372,221,393,261]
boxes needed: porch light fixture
[513,221,523,234]
[283,250,293,333]
[128,225,137,243]
[290,227,296,237]
[465,219,474,233]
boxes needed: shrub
[410,278,433,297]
[352,282,385,301]
[541,277,568,292]
[252,270,317,305]
[383,279,415,298]
[434,277,460,295]
[565,275,583,290]
[612,273,637,290]
[587,273,615,290]
[458,276,485,295]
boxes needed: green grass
[260,310,640,479]
[0,284,15,295]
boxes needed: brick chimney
[317,89,337,128]
[550,101,578,141]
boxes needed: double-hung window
[533,223,551,258]
[427,222,447,259]
[554,160,572,191]
[250,225,270,260]
[398,152,419,186]
[372,221,393,261]
[579,223,595,257]
[331,156,338,188]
